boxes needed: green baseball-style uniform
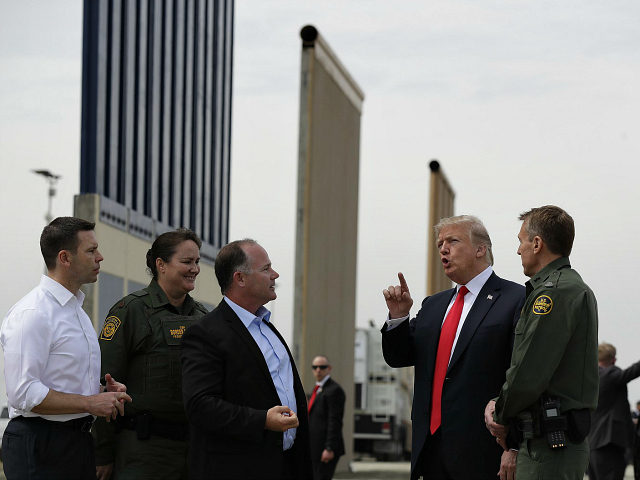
[494,257,598,480]
[92,279,208,480]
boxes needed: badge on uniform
[100,316,122,340]
[169,325,187,339]
[532,295,553,315]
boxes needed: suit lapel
[309,377,331,413]
[220,301,280,399]
[448,273,501,372]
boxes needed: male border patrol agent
[485,205,598,480]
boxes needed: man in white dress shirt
[1,217,132,479]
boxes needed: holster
[566,408,590,443]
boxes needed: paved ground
[335,461,411,479]
[0,460,635,479]
[334,461,636,480]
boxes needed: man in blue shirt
[181,239,312,480]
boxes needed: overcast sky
[1,1,640,401]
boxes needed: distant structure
[293,24,364,470]
[77,0,234,326]
[427,160,455,294]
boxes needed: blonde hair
[598,343,616,363]
[434,215,493,266]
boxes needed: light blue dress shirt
[224,297,297,450]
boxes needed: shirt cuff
[25,382,50,412]
[385,315,409,330]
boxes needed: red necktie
[308,385,319,412]
[430,285,469,434]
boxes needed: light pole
[32,169,62,224]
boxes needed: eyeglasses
[311,365,329,370]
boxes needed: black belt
[15,415,94,433]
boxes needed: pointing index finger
[398,272,409,292]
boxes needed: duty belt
[117,413,188,441]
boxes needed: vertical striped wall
[80,0,233,249]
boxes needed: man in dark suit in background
[308,355,346,480]
[181,239,312,480]
[588,342,640,480]
[381,215,525,480]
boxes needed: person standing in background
[308,355,346,480]
[588,343,640,480]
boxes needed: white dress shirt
[386,266,494,363]
[314,374,331,390]
[0,275,101,421]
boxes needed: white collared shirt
[315,374,331,389]
[0,275,101,421]
[386,266,494,363]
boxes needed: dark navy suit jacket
[382,272,525,480]
[590,361,640,451]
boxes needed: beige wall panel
[426,161,456,295]
[294,26,364,472]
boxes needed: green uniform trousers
[517,437,588,480]
[113,429,188,480]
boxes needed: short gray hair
[434,215,493,266]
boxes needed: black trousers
[2,415,96,480]
[418,429,455,480]
[311,455,339,480]
[634,434,640,480]
[588,444,626,480]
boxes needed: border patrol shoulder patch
[100,316,122,340]
[532,295,553,315]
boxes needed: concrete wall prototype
[75,194,221,332]
[427,160,455,295]
[293,25,364,470]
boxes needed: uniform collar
[526,256,570,292]
[41,274,84,306]
[147,279,195,313]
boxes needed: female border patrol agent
[92,229,208,480]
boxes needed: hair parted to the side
[598,342,616,363]
[146,228,202,279]
[214,239,258,295]
[519,205,574,257]
[434,215,494,266]
[40,217,96,270]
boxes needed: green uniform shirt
[494,257,598,424]
[93,279,208,465]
